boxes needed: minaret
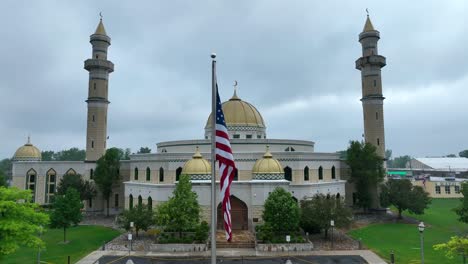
[84,18,114,161]
[356,14,386,159]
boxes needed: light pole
[129,221,134,254]
[330,220,335,249]
[418,221,425,264]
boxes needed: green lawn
[1,225,121,264]
[349,199,468,264]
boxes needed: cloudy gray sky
[1,0,467,159]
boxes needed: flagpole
[210,53,217,264]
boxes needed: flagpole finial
[211,53,216,59]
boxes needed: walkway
[77,249,386,264]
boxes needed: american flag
[215,86,236,241]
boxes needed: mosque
[11,15,386,230]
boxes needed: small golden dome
[252,146,284,175]
[205,90,265,129]
[13,137,41,161]
[182,147,211,175]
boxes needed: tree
[56,173,96,201]
[50,188,83,243]
[117,204,154,237]
[155,174,200,237]
[446,154,457,158]
[0,170,7,187]
[380,179,431,219]
[460,150,468,158]
[385,149,393,167]
[346,140,385,210]
[434,236,468,260]
[115,148,131,160]
[455,182,468,223]
[263,187,300,233]
[94,148,121,216]
[0,187,49,255]
[300,194,352,238]
[0,159,11,185]
[390,155,412,168]
[137,147,151,154]
[41,151,55,161]
[55,148,86,161]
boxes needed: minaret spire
[84,17,114,161]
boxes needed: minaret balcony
[84,59,114,72]
[355,55,386,70]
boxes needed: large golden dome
[205,90,265,129]
[252,146,284,178]
[13,137,41,161]
[182,147,211,177]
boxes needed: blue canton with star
[216,86,227,127]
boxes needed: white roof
[429,176,467,182]
[416,157,468,171]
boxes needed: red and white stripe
[215,123,236,241]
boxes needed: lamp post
[129,221,134,253]
[418,222,425,264]
[330,220,335,249]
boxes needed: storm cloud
[1,0,467,159]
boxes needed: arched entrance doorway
[217,195,248,230]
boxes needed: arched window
[129,194,133,209]
[331,166,336,180]
[159,167,164,182]
[45,169,56,204]
[26,169,37,202]
[146,167,151,181]
[284,166,292,182]
[304,166,309,181]
[114,193,119,208]
[138,195,142,207]
[148,196,153,210]
[233,168,238,181]
[90,169,94,179]
[318,166,323,180]
[88,198,92,208]
[176,167,182,181]
[134,167,139,180]
[66,168,76,175]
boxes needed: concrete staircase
[211,230,256,249]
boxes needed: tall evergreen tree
[263,187,300,233]
[94,148,121,216]
[137,147,151,154]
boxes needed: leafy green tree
[117,204,154,237]
[155,174,200,237]
[300,194,352,238]
[50,188,83,242]
[0,187,49,255]
[137,147,151,154]
[446,154,457,158]
[55,148,86,161]
[41,151,55,161]
[0,170,7,187]
[434,236,468,260]
[390,155,412,168]
[460,150,468,158]
[455,182,468,223]
[56,173,96,201]
[385,149,393,167]
[94,148,121,216]
[346,141,385,210]
[380,179,431,219]
[263,187,300,233]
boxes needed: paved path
[77,249,386,264]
